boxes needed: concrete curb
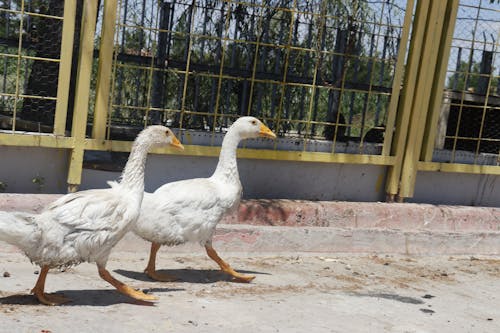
[212,225,500,255]
[3,225,498,255]
[226,199,500,232]
[0,194,499,254]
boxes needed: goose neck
[212,130,240,183]
[119,139,149,192]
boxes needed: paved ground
[1,250,499,333]
[1,194,499,332]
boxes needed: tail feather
[0,211,38,249]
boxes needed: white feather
[0,211,39,250]
[134,117,273,248]
[137,177,241,246]
[0,125,177,268]
[1,186,140,267]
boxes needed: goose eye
[165,131,170,137]
[251,120,257,125]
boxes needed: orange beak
[170,134,184,150]
[259,124,277,139]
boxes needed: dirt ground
[1,250,499,333]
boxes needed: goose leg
[31,266,71,306]
[205,244,255,283]
[144,242,178,282]
[97,265,158,301]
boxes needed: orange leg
[31,266,70,306]
[143,242,178,282]
[205,244,255,283]
[97,265,158,302]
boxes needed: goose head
[230,116,276,140]
[138,125,184,150]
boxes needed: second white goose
[134,116,276,282]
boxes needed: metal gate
[0,0,498,201]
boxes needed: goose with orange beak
[0,126,183,305]
[133,116,276,282]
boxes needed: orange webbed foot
[31,288,71,306]
[230,273,256,283]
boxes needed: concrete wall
[1,146,499,206]
[80,154,387,202]
[410,171,500,207]
[0,146,69,193]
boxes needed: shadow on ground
[114,268,269,283]
[0,287,184,307]
[352,292,426,304]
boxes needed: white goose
[0,126,183,305]
[134,116,276,282]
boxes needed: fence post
[382,0,415,157]
[385,0,431,201]
[421,0,460,162]
[66,0,99,192]
[53,0,77,136]
[93,0,119,141]
[398,0,449,198]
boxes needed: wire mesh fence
[1,0,500,195]
[433,0,500,165]
[92,0,409,155]
[0,0,66,132]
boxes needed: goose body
[0,125,183,305]
[133,117,276,282]
[138,176,241,247]
[6,185,141,268]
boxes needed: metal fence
[102,0,403,142]
[91,0,409,157]
[422,0,500,162]
[0,0,498,200]
[0,0,71,133]
[411,0,500,198]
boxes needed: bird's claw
[31,289,71,306]
[228,273,256,283]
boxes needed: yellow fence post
[381,0,415,158]
[385,0,431,201]
[66,0,99,192]
[398,0,449,199]
[53,0,77,136]
[93,0,119,141]
[421,0,460,162]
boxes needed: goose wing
[151,178,220,213]
[37,188,137,259]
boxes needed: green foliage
[32,176,45,192]
[0,1,419,141]
[447,60,499,93]
[449,61,479,91]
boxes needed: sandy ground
[1,250,499,333]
